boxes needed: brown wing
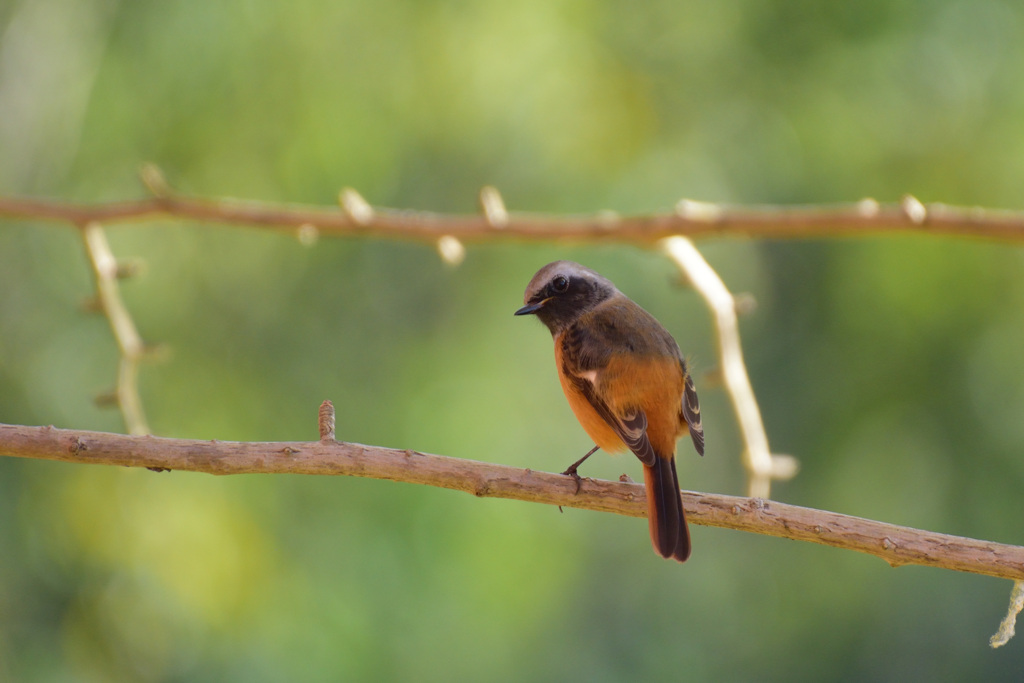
[560,315,659,467]
[680,359,704,457]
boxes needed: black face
[515,269,614,334]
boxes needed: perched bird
[515,261,704,562]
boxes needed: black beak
[514,300,545,316]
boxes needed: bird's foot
[561,444,600,494]
[561,465,584,494]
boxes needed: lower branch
[2,422,1022,582]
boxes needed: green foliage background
[2,0,1024,680]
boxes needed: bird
[515,261,704,562]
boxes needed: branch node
[339,188,374,226]
[770,454,800,480]
[478,185,509,228]
[139,163,172,198]
[318,400,336,441]
[596,209,620,228]
[882,537,897,550]
[676,198,723,222]
[857,197,880,217]
[437,235,466,266]
[901,194,927,224]
[297,223,319,246]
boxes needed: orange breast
[554,336,626,453]
[553,333,686,457]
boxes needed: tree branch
[1,183,802,495]
[3,186,1018,492]
[663,236,797,498]
[80,222,150,435]
[3,421,1022,582]
[6,187,1023,642]
[3,192,1024,243]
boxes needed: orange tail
[643,456,690,562]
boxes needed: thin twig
[4,193,1024,242]
[80,222,150,435]
[662,236,798,498]
[991,580,1024,648]
[2,422,1023,582]
[318,400,336,442]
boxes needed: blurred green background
[2,0,1024,680]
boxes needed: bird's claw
[561,467,584,494]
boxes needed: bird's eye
[551,276,569,293]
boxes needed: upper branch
[3,193,1024,242]
[2,422,1022,582]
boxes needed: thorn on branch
[436,235,466,266]
[339,188,373,226]
[676,198,723,222]
[901,194,927,224]
[769,453,799,480]
[319,400,336,441]
[595,209,620,229]
[857,197,880,217]
[139,163,171,198]
[296,223,319,246]
[479,185,509,228]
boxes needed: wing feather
[680,360,704,457]
[561,322,659,467]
